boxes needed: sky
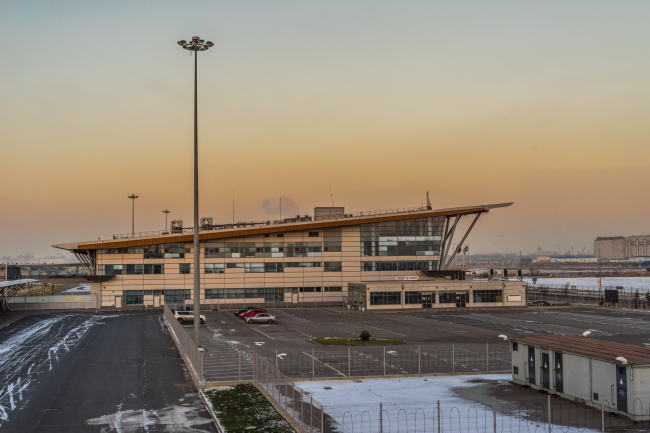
[1,1,650,258]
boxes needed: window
[144,243,188,259]
[284,262,321,268]
[324,262,342,272]
[439,291,469,304]
[405,291,436,304]
[205,263,225,274]
[325,287,342,292]
[179,264,191,274]
[513,366,519,375]
[226,263,245,269]
[164,290,191,304]
[593,393,599,401]
[309,232,320,237]
[299,287,321,292]
[205,288,283,302]
[473,290,503,303]
[323,242,341,252]
[125,290,144,305]
[360,217,445,257]
[98,264,124,275]
[370,292,401,305]
[512,342,518,352]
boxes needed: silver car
[245,313,277,324]
[174,310,206,324]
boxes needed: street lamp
[163,209,171,230]
[128,194,139,236]
[177,36,214,347]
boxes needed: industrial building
[48,203,519,309]
[594,235,650,261]
[511,335,650,419]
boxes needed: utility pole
[128,195,139,236]
[177,36,214,347]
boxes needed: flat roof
[53,202,512,252]
[513,335,650,366]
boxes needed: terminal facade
[52,203,522,309]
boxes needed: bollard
[452,344,455,373]
[418,345,421,375]
[383,346,386,376]
[348,347,351,377]
[437,400,441,433]
[380,402,383,433]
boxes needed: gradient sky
[2,1,650,258]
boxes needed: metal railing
[528,284,650,309]
[253,352,324,433]
[163,305,204,385]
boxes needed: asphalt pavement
[0,311,216,433]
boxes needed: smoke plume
[260,196,300,218]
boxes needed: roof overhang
[53,202,513,252]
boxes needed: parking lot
[178,306,650,383]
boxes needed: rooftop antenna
[426,191,432,210]
[329,183,335,207]
[279,191,282,221]
[232,190,235,224]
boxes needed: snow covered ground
[525,276,650,290]
[297,374,600,433]
[60,283,91,293]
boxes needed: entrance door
[541,353,550,389]
[555,352,563,393]
[154,296,161,307]
[456,293,467,308]
[115,296,122,308]
[617,366,628,412]
[528,347,536,384]
[422,294,433,308]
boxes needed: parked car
[238,309,267,319]
[172,306,193,313]
[245,313,277,324]
[234,307,255,317]
[174,310,206,324]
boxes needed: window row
[98,264,164,275]
[7,265,88,279]
[360,217,445,237]
[361,261,437,271]
[361,239,441,257]
[204,286,343,300]
[204,242,341,258]
[368,290,503,305]
[99,243,190,259]
[124,289,190,305]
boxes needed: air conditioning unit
[171,220,183,233]
[200,217,213,229]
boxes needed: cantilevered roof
[53,202,512,252]
[0,279,38,288]
[512,335,650,366]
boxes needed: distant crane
[580,247,586,257]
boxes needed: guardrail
[163,305,204,385]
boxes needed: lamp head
[616,356,628,365]
[498,334,508,341]
[177,40,186,46]
[582,331,592,337]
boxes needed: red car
[239,309,267,319]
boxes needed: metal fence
[271,345,511,378]
[528,284,650,309]
[163,304,204,385]
[253,352,325,433]
[7,294,97,310]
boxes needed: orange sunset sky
[1,1,650,257]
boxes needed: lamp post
[177,36,214,347]
[163,209,171,231]
[128,194,139,236]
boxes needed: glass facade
[165,290,191,304]
[361,217,444,257]
[369,292,401,305]
[179,264,191,274]
[405,291,437,304]
[98,243,189,258]
[204,242,322,258]
[205,288,283,302]
[361,261,437,271]
[439,291,469,304]
[98,264,164,275]
[205,263,225,273]
[473,290,503,303]
[324,262,342,272]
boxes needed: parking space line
[251,327,276,340]
[366,325,406,337]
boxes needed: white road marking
[366,326,406,337]
[302,352,347,377]
[251,328,275,340]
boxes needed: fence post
[312,348,315,379]
[310,395,314,431]
[380,402,383,433]
[486,343,489,371]
[544,394,553,433]
[321,403,324,433]
[493,396,497,433]
[239,351,241,381]
[452,344,455,374]
[383,346,386,376]
[300,389,304,428]
[276,349,278,371]
[418,345,421,375]
[601,401,604,432]
[348,347,351,377]
[437,400,440,433]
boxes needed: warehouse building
[51,203,513,309]
[511,335,650,419]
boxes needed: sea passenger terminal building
[52,203,526,309]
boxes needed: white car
[174,310,206,324]
[245,313,277,324]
